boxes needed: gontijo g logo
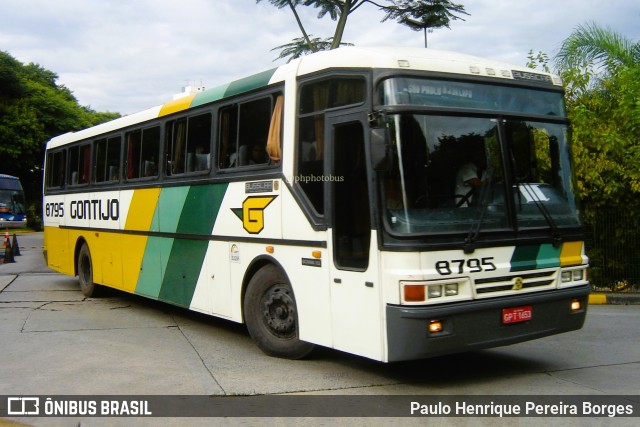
[231,196,277,234]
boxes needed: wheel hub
[262,285,296,337]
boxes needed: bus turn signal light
[404,285,425,302]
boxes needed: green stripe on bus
[135,186,209,298]
[153,186,191,232]
[135,186,192,299]
[158,183,228,307]
[135,236,173,299]
[158,239,209,307]
[509,245,540,272]
[175,184,227,235]
[536,244,561,269]
[223,68,278,98]
[190,84,230,108]
[510,244,563,272]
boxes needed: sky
[2,0,639,115]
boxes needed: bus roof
[0,174,20,180]
[0,174,23,190]
[46,46,561,150]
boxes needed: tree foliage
[0,51,120,206]
[545,23,640,288]
[556,21,639,72]
[551,23,640,216]
[257,0,468,61]
[271,36,353,62]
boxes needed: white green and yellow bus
[43,47,589,362]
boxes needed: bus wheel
[243,264,314,359]
[77,243,98,297]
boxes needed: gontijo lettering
[70,198,119,220]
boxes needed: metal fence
[585,209,640,292]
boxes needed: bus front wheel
[77,243,99,297]
[243,264,314,359]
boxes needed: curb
[589,293,640,305]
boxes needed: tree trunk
[331,0,353,49]
[288,0,317,52]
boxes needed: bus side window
[141,126,160,177]
[238,98,271,166]
[68,144,91,185]
[295,76,365,215]
[186,113,212,172]
[218,105,238,169]
[125,130,142,179]
[46,151,66,189]
[126,126,160,180]
[297,116,324,214]
[166,118,187,175]
[218,95,275,169]
[166,113,211,175]
[95,136,122,183]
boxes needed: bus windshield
[377,79,580,237]
[0,176,27,228]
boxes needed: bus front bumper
[0,220,27,229]
[385,284,589,362]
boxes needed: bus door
[325,113,383,360]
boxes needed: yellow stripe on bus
[158,94,196,117]
[125,188,161,230]
[560,241,584,266]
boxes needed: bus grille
[473,270,557,296]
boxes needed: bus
[0,174,27,229]
[43,47,589,362]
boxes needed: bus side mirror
[371,127,391,172]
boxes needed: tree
[0,51,120,213]
[546,23,640,289]
[525,49,551,73]
[556,21,639,72]
[551,23,639,213]
[257,0,468,61]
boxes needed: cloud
[1,0,638,114]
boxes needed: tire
[77,243,99,297]
[243,264,315,359]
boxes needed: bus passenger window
[186,113,212,172]
[45,151,66,189]
[95,136,122,183]
[126,126,160,180]
[141,126,160,177]
[166,113,211,175]
[218,106,238,168]
[296,116,324,214]
[218,95,275,169]
[68,144,91,185]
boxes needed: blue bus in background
[0,174,27,228]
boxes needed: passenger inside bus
[454,144,488,207]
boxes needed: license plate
[502,306,532,324]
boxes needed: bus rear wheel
[243,264,314,359]
[77,243,99,297]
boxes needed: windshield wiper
[508,147,562,247]
[518,183,563,247]
[463,167,494,254]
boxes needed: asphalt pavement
[1,231,638,426]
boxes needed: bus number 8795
[435,257,497,276]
